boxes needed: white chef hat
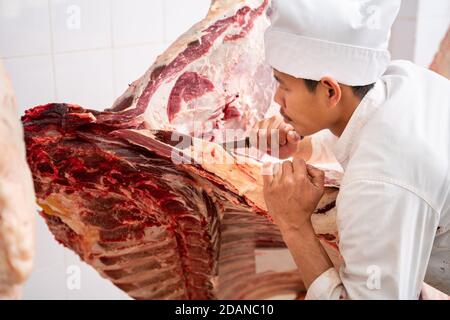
[264,0,401,86]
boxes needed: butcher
[257,0,450,299]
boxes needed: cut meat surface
[168,72,215,122]
[22,0,342,300]
[108,0,276,141]
[430,27,450,79]
[23,104,341,299]
[0,60,35,299]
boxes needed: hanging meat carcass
[0,60,35,299]
[430,27,450,79]
[22,0,342,299]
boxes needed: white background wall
[390,0,449,65]
[0,0,448,300]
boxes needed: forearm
[281,222,333,289]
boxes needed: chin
[292,124,307,136]
[294,126,316,137]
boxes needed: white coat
[306,60,450,299]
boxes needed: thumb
[306,164,325,188]
[286,130,301,145]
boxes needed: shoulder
[383,60,450,96]
[385,60,446,79]
[343,124,448,213]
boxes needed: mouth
[280,110,293,123]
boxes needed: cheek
[286,96,319,128]
[284,93,305,116]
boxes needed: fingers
[278,122,291,146]
[292,153,307,178]
[263,160,293,185]
[265,116,283,149]
[262,162,274,186]
[280,160,293,180]
[306,164,325,188]
[286,129,301,145]
[255,117,272,150]
[255,115,294,151]
[292,151,325,188]
[273,162,282,180]
[255,116,280,131]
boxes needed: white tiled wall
[0,0,52,57]
[0,0,211,300]
[3,55,56,109]
[164,0,210,42]
[389,0,450,64]
[389,0,419,61]
[0,0,210,116]
[53,49,115,108]
[111,0,165,46]
[50,0,113,53]
[414,0,450,67]
[0,0,448,300]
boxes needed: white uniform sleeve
[309,130,338,164]
[306,179,439,300]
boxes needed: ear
[319,77,341,107]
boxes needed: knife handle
[221,136,251,150]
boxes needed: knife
[149,130,251,153]
[219,136,252,152]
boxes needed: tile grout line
[2,41,168,60]
[47,0,58,102]
[48,0,67,300]
[109,0,117,98]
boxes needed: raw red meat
[23,103,340,299]
[107,0,276,141]
[430,27,450,79]
[23,0,341,299]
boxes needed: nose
[274,85,284,107]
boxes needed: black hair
[303,79,375,100]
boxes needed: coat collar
[333,80,387,169]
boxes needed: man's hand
[262,154,325,232]
[254,115,301,159]
[262,154,333,289]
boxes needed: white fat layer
[0,60,35,290]
[130,0,274,141]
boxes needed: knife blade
[219,136,252,152]
[149,129,253,155]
